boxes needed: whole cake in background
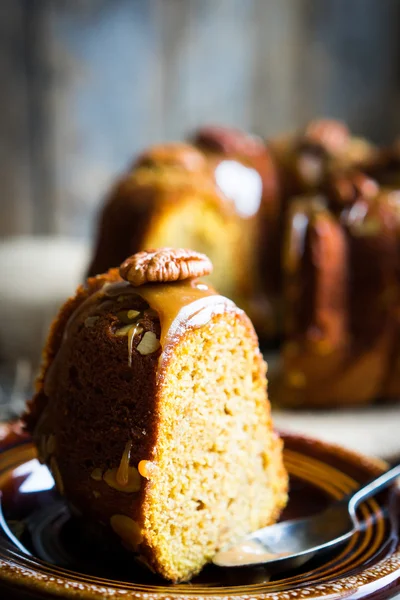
[88,132,280,338]
[25,248,288,583]
[87,120,400,407]
[276,171,400,405]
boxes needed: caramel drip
[138,459,157,479]
[106,279,236,351]
[110,515,143,551]
[127,323,143,367]
[116,440,132,487]
[103,465,141,492]
[44,278,238,396]
[283,199,324,275]
[134,281,215,347]
[283,208,309,275]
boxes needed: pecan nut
[119,248,213,286]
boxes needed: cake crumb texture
[24,263,287,583]
[141,312,287,581]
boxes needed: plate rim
[0,422,399,600]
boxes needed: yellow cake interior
[141,312,286,581]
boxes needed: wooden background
[2,0,400,239]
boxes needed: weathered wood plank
[46,0,161,236]
[153,0,256,136]
[250,0,309,137]
[296,0,400,142]
[0,1,33,236]
[24,0,58,235]
[2,0,400,237]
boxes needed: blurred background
[2,0,400,239]
[1,0,400,439]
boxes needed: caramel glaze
[117,440,132,487]
[104,278,238,378]
[36,274,240,532]
[127,323,144,367]
[44,277,238,397]
[278,188,400,405]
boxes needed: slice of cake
[25,248,288,582]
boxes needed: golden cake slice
[25,248,288,583]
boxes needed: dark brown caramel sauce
[44,278,237,396]
[105,280,238,371]
[105,279,224,345]
[116,440,132,487]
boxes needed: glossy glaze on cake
[25,250,288,582]
[87,120,400,407]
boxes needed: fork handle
[347,464,400,515]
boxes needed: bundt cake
[87,119,400,407]
[192,125,282,335]
[87,142,248,302]
[25,248,288,582]
[273,172,400,406]
[88,129,280,338]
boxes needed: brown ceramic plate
[0,422,399,600]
